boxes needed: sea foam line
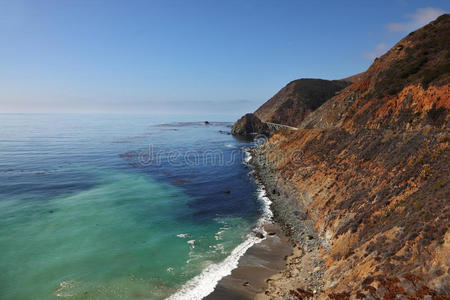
[166,149,273,300]
[166,234,262,300]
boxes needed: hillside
[301,14,449,131]
[231,79,350,138]
[249,14,450,299]
[254,79,351,127]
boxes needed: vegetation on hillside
[254,79,350,127]
[373,14,450,98]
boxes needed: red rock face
[257,14,450,299]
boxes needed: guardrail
[265,122,298,131]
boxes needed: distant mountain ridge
[231,78,350,137]
[254,78,351,127]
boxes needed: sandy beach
[205,223,292,300]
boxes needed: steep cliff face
[254,79,351,127]
[255,14,450,299]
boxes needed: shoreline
[205,223,292,300]
[205,145,323,299]
[203,149,294,299]
[167,148,285,300]
[168,145,325,300]
[206,146,327,299]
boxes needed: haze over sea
[0,113,268,299]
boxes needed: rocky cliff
[250,14,449,299]
[231,113,272,139]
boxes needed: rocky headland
[231,113,273,139]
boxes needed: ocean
[0,114,270,300]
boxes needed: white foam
[214,225,229,241]
[256,186,273,223]
[187,239,196,249]
[54,280,78,297]
[166,235,262,300]
[210,243,226,254]
[244,149,252,163]
[166,149,273,300]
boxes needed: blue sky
[0,0,448,115]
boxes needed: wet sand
[205,223,292,300]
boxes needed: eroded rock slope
[253,14,449,299]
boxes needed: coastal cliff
[231,79,350,138]
[239,14,450,299]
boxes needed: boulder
[255,231,265,239]
[231,113,271,138]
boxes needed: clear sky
[0,0,448,115]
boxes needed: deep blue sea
[0,114,270,300]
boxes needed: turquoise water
[0,114,263,299]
